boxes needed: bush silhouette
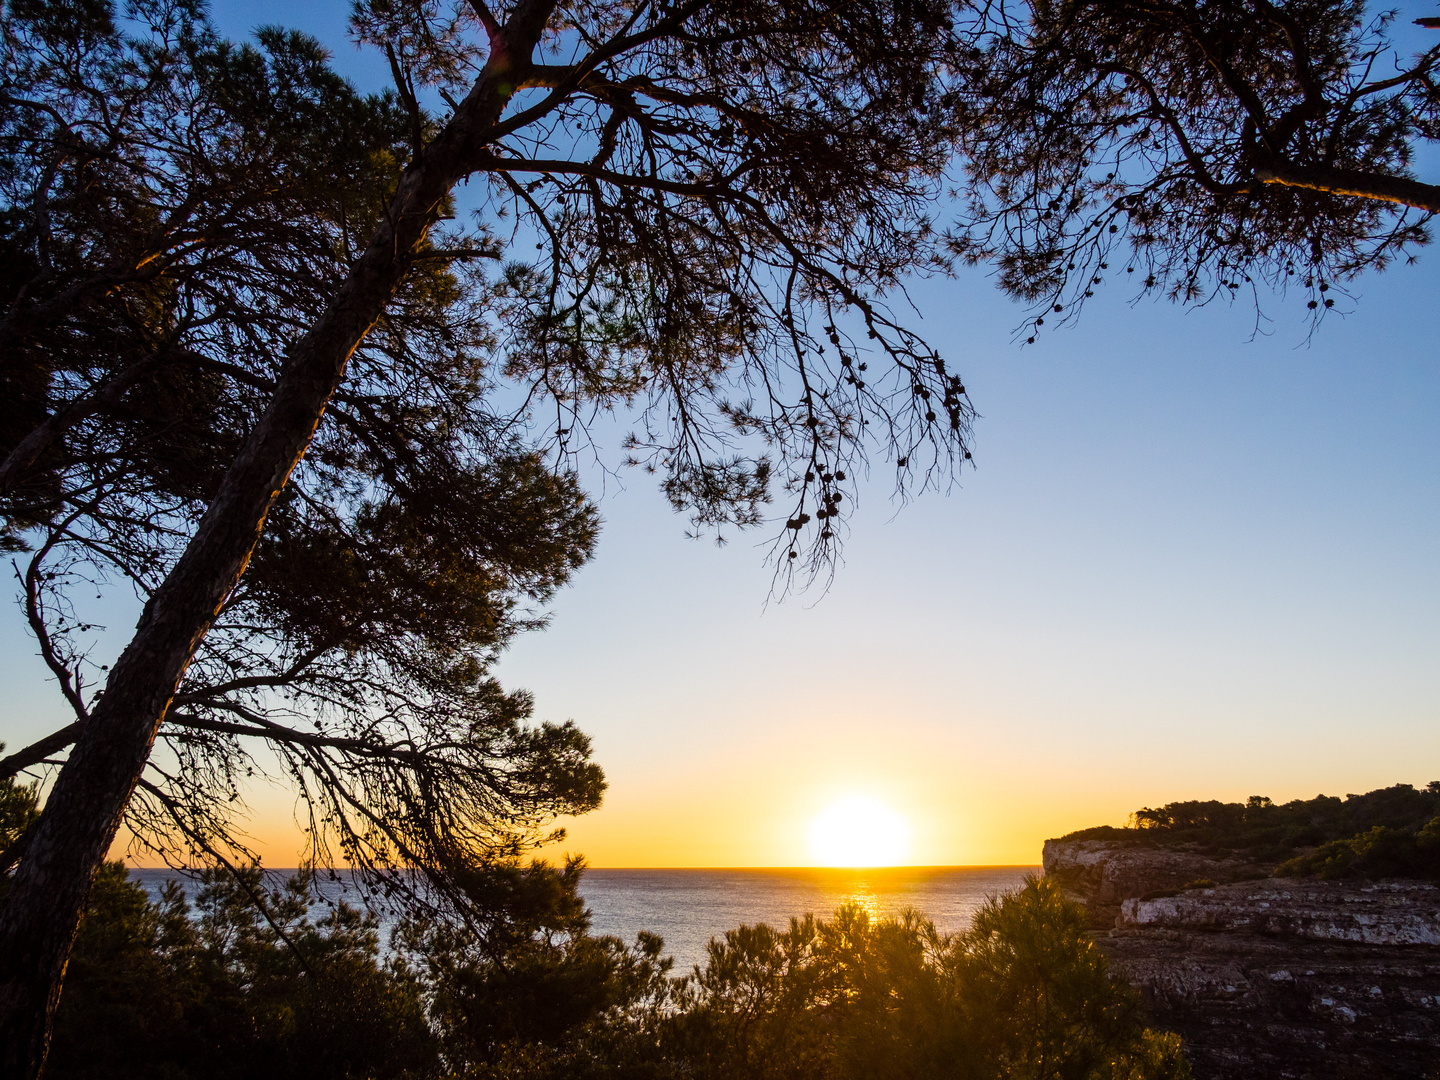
[49,868,1188,1080]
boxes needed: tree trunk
[0,7,554,1076]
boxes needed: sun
[807,795,912,867]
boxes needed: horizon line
[123,862,1044,873]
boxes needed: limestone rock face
[1043,839,1440,1079]
[1119,880,1440,946]
[1041,836,1267,927]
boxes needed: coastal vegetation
[42,862,1188,1080]
[1059,782,1440,879]
[2,0,1437,1073]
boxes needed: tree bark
[0,6,555,1076]
[1256,161,1440,214]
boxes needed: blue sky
[2,1,1435,865]
[489,259,1439,864]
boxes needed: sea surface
[133,865,1039,970]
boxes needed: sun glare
[807,795,912,867]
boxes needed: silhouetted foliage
[396,857,675,1077]
[0,766,40,874]
[649,881,1190,1080]
[1063,782,1440,877]
[948,0,1439,338]
[45,862,438,1080]
[442,876,1190,1080]
[49,867,1190,1080]
[0,0,604,920]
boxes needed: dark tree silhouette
[488,879,1191,1080]
[948,0,1439,336]
[44,862,441,1080]
[0,0,973,1071]
[46,865,1190,1080]
[0,0,605,1001]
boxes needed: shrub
[1275,822,1440,881]
[46,863,437,1080]
[49,867,1190,1080]
[645,877,1190,1080]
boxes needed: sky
[2,2,1436,868]
[486,262,1440,867]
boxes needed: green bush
[1274,820,1440,880]
[488,877,1190,1080]
[49,868,1189,1080]
[394,857,675,1078]
[46,863,437,1080]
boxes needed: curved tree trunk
[0,7,553,1075]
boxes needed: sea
[132,865,1039,970]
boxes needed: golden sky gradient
[101,256,1440,870]
[7,17,1425,872]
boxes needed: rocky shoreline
[1044,838,1440,1079]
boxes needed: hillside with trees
[1060,782,1440,880]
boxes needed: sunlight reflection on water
[840,884,881,920]
[578,866,1038,969]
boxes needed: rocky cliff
[1042,836,1268,928]
[1044,838,1440,1079]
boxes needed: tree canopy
[1062,781,1440,879]
[0,0,604,912]
[948,0,1439,337]
[0,0,974,1069]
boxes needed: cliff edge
[1042,835,1268,929]
[1043,784,1440,1079]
